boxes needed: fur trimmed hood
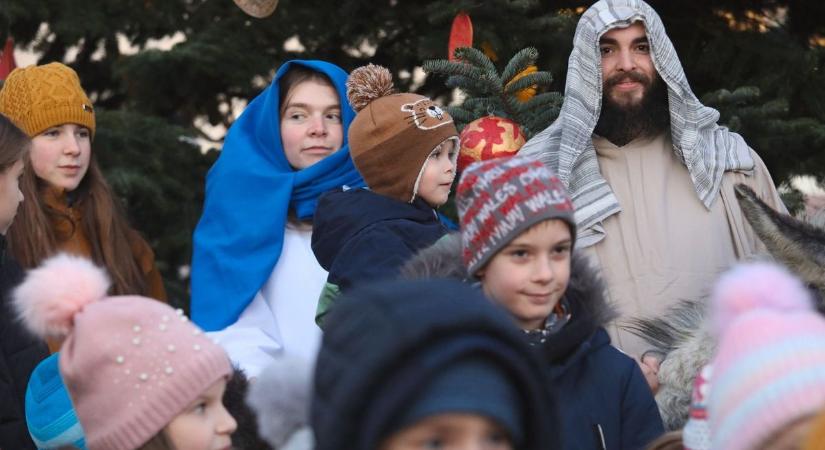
[402,233,617,362]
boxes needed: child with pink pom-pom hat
[708,262,825,450]
[13,253,237,450]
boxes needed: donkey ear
[735,183,825,297]
[400,103,414,112]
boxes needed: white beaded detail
[159,323,168,331]
[165,366,174,375]
[167,344,176,352]
[138,373,148,381]
[193,344,201,351]
[175,308,184,316]
[132,325,141,333]
[132,337,141,345]
[115,355,125,364]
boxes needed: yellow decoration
[506,65,538,102]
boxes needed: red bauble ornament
[458,116,526,172]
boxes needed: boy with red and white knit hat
[405,155,664,449]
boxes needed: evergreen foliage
[3,0,824,305]
[423,46,563,137]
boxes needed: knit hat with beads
[456,155,576,276]
[346,64,458,203]
[13,254,231,450]
[708,262,825,450]
[0,62,96,138]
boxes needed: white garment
[209,226,326,378]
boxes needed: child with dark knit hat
[310,278,562,450]
[404,155,664,449]
[311,64,458,325]
[13,253,237,450]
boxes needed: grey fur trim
[402,233,618,328]
[401,233,468,280]
[246,356,314,449]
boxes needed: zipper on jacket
[592,424,606,450]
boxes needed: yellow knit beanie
[0,62,96,138]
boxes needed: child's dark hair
[278,65,337,116]
[0,113,30,171]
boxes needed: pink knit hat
[708,262,825,450]
[13,254,232,450]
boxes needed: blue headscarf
[191,60,365,331]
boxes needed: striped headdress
[519,0,754,247]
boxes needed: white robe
[208,226,326,378]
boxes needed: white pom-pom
[14,253,110,339]
[712,262,813,337]
[247,356,313,448]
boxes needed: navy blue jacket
[312,187,447,293]
[535,253,664,450]
[402,235,665,450]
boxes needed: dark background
[3,0,824,308]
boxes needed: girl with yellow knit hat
[0,62,166,352]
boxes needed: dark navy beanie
[388,356,525,444]
[311,278,562,450]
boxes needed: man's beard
[593,71,670,147]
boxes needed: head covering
[0,62,96,138]
[456,155,575,275]
[682,364,712,450]
[708,262,825,450]
[312,278,561,450]
[518,0,754,247]
[389,356,525,444]
[25,353,87,450]
[190,60,365,331]
[346,64,458,203]
[14,254,232,450]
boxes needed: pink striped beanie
[708,262,825,450]
[13,254,232,450]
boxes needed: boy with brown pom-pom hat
[311,64,459,326]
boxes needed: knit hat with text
[346,64,458,203]
[708,262,825,450]
[456,155,575,275]
[13,254,231,450]
[0,62,96,138]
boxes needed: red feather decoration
[448,12,473,62]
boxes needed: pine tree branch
[501,47,538,83]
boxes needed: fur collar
[402,233,617,362]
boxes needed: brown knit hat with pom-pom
[347,64,458,203]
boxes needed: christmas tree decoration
[448,12,473,62]
[458,116,525,171]
[0,38,17,81]
[424,46,562,139]
[506,65,538,102]
[233,0,279,18]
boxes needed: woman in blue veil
[190,60,364,376]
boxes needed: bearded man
[520,0,785,362]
